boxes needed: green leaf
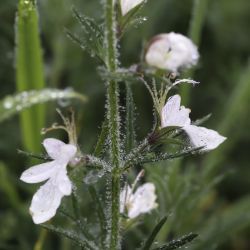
[67,8,104,62]
[93,116,109,157]
[41,224,97,250]
[16,0,46,151]
[125,83,137,153]
[153,233,198,250]
[141,216,168,250]
[139,146,203,165]
[89,186,106,248]
[119,1,147,35]
[0,89,87,122]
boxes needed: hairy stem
[104,0,121,249]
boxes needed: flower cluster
[19,4,226,227]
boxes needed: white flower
[161,95,226,151]
[120,183,157,219]
[20,138,77,224]
[145,32,199,72]
[120,0,144,16]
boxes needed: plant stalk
[104,0,121,249]
[16,0,45,151]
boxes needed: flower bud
[145,32,199,72]
[120,0,144,16]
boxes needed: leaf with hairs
[0,89,87,122]
[153,233,198,250]
[67,8,104,62]
[41,224,97,250]
[125,83,137,153]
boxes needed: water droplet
[3,98,13,109]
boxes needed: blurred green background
[0,0,250,249]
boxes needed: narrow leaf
[153,233,198,250]
[41,224,97,250]
[0,88,87,122]
[138,147,203,165]
[141,216,168,250]
[89,186,106,248]
[93,116,109,157]
[68,8,104,62]
[125,83,137,152]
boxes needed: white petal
[161,95,191,127]
[54,166,72,195]
[184,125,227,151]
[120,185,132,213]
[43,138,65,160]
[59,144,77,163]
[120,0,144,16]
[128,183,157,219]
[20,161,57,184]
[30,180,64,224]
[43,138,77,163]
[145,34,172,70]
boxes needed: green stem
[34,229,47,250]
[104,0,121,249]
[16,0,45,151]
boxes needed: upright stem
[104,0,121,249]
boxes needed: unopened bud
[145,32,199,72]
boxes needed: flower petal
[59,144,77,163]
[161,95,191,127]
[54,166,72,195]
[120,185,132,214]
[128,183,157,219]
[184,125,227,151]
[120,0,144,16]
[20,161,57,184]
[29,180,64,224]
[43,138,65,160]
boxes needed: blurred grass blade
[0,162,21,209]
[203,62,250,177]
[188,0,209,45]
[0,88,87,122]
[141,216,168,250]
[16,0,45,151]
[180,0,209,104]
[153,233,198,250]
[192,196,250,250]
